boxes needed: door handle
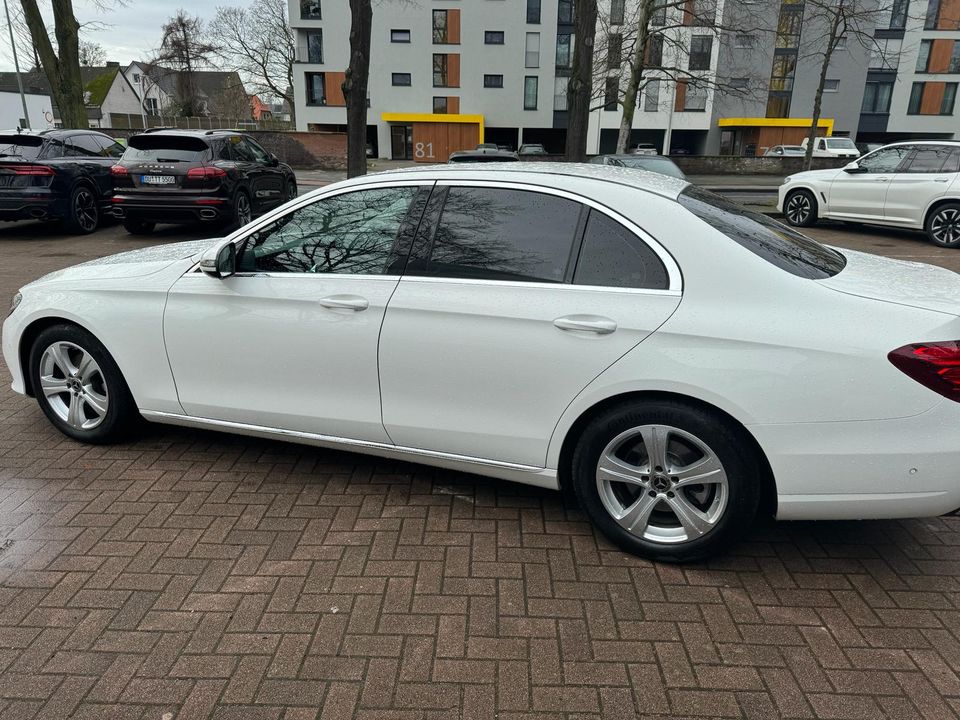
[553,315,617,335]
[874,177,890,182]
[935,177,950,183]
[318,294,369,311]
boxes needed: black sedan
[0,129,125,234]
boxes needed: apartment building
[290,0,960,159]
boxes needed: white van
[800,136,860,159]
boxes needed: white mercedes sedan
[5,164,960,562]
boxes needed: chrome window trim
[433,178,683,292]
[399,275,681,297]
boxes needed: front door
[379,183,682,467]
[229,136,283,212]
[163,183,431,442]
[390,125,413,160]
[826,145,912,220]
[883,145,959,226]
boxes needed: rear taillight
[110,164,133,187]
[110,165,128,176]
[186,166,227,180]
[889,341,960,402]
[3,165,55,176]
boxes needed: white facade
[0,91,56,130]
[122,62,173,119]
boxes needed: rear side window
[67,134,106,157]
[0,134,43,160]
[94,135,126,158]
[679,186,846,280]
[124,135,211,162]
[904,146,955,173]
[574,211,669,290]
[414,187,581,282]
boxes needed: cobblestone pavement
[0,219,958,720]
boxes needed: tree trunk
[21,0,87,128]
[803,10,843,170]
[344,0,372,178]
[565,0,597,161]
[616,0,653,153]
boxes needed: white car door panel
[379,184,682,467]
[883,146,960,226]
[163,183,430,442]
[826,145,911,220]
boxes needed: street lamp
[2,0,31,128]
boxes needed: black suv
[111,130,297,235]
[0,129,124,234]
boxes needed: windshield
[619,157,685,179]
[678,186,846,279]
[0,134,43,160]
[825,138,857,150]
[124,135,210,162]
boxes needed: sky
[1,0,223,71]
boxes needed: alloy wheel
[39,341,109,431]
[785,193,811,225]
[73,189,98,232]
[931,208,960,245]
[236,194,252,226]
[595,424,729,544]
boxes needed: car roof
[342,162,690,200]
[136,129,240,139]
[606,154,674,161]
[867,140,960,149]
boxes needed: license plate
[141,175,175,185]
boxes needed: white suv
[778,141,960,247]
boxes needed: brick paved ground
[0,219,958,720]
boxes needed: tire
[28,323,140,444]
[284,179,298,203]
[229,190,253,230]
[63,185,99,235]
[570,400,762,563]
[783,189,818,228]
[925,202,960,248]
[123,219,156,235]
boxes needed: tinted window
[943,149,960,174]
[679,186,846,280]
[574,211,669,290]
[416,187,581,282]
[238,187,418,275]
[0,134,43,160]
[230,137,256,162]
[68,134,105,157]
[94,135,126,158]
[904,145,954,173]
[243,137,271,163]
[125,135,210,162]
[858,145,911,173]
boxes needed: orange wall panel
[939,0,960,29]
[448,54,461,88]
[448,97,460,114]
[674,81,687,112]
[920,82,946,114]
[928,40,955,73]
[448,9,461,44]
[325,72,346,106]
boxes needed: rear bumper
[0,191,66,221]
[752,401,960,520]
[111,194,230,224]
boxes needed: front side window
[857,145,911,172]
[574,211,668,290]
[412,187,581,283]
[68,134,105,157]
[238,187,419,275]
[679,186,846,280]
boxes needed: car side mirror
[199,242,236,279]
[269,154,280,167]
[843,162,866,174]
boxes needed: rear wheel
[123,219,156,235]
[29,324,140,444]
[783,189,818,227]
[571,401,762,562]
[63,185,99,235]
[925,203,960,248]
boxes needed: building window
[558,0,573,24]
[870,37,901,70]
[433,96,448,114]
[644,79,660,111]
[917,39,960,73]
[651,0,667,26]
[861,81,893,113]
[556,33,573,69]
[908,82,958,114]
[391,29,411,43]
[604,77,619,110]
[132,73,140,84]
[925,0,960,30]
[728,77,749,91]
[484,74,504,88]
[524,76,538,110]
[687,0,716,27]
[392,73,412,86]
[433,54,448,87]
[485,31,505,44]
[526,32,540,68]
[145,97,158,115]
[303,30,323,63]
[734,34,754,49]
[554,77,568,110]
[689,36,713,70]
[890,0,909,28]
[684,84,707,111]
[300,0,321,19]
[646,35,663,66]
[608,33,623,70]
[433,10,449,44]
[527,0,541,23]
[305,72,325,105]
[823,79,840,92]
[610,0,625,24]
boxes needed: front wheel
[925,203,960,248]
[570,401,762,563]
[783,189,818,228]
[29,324,140,444]
[284,179,298,203]
[230,190,253,230]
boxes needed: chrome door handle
[874,177,890,182]
[935,177,950,183]
[553,315,617,335]
[318,294,369,311]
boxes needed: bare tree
[566,0,599,161]
[20,0,86,127]
[209,0,296,123]
[78,40,106,66]
[343,0,373,177]
[156,10,216,117]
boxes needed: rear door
[231,137,282,211]
[883,145,959,226]
[826,145,912,221]
[378,182,682,467]
[65,133,118,198]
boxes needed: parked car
[779,141,960,247]
[590,154,686,180]
[800,136,860,159]
[8,163,960,562]
[449,149,519,163]
[764,145,806,157]
[110,129,297,235]
[518,143,548,156]
[0,129,125,234]
[476,143,500,151]
[630,143,659,156]
[856,142,884,155]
